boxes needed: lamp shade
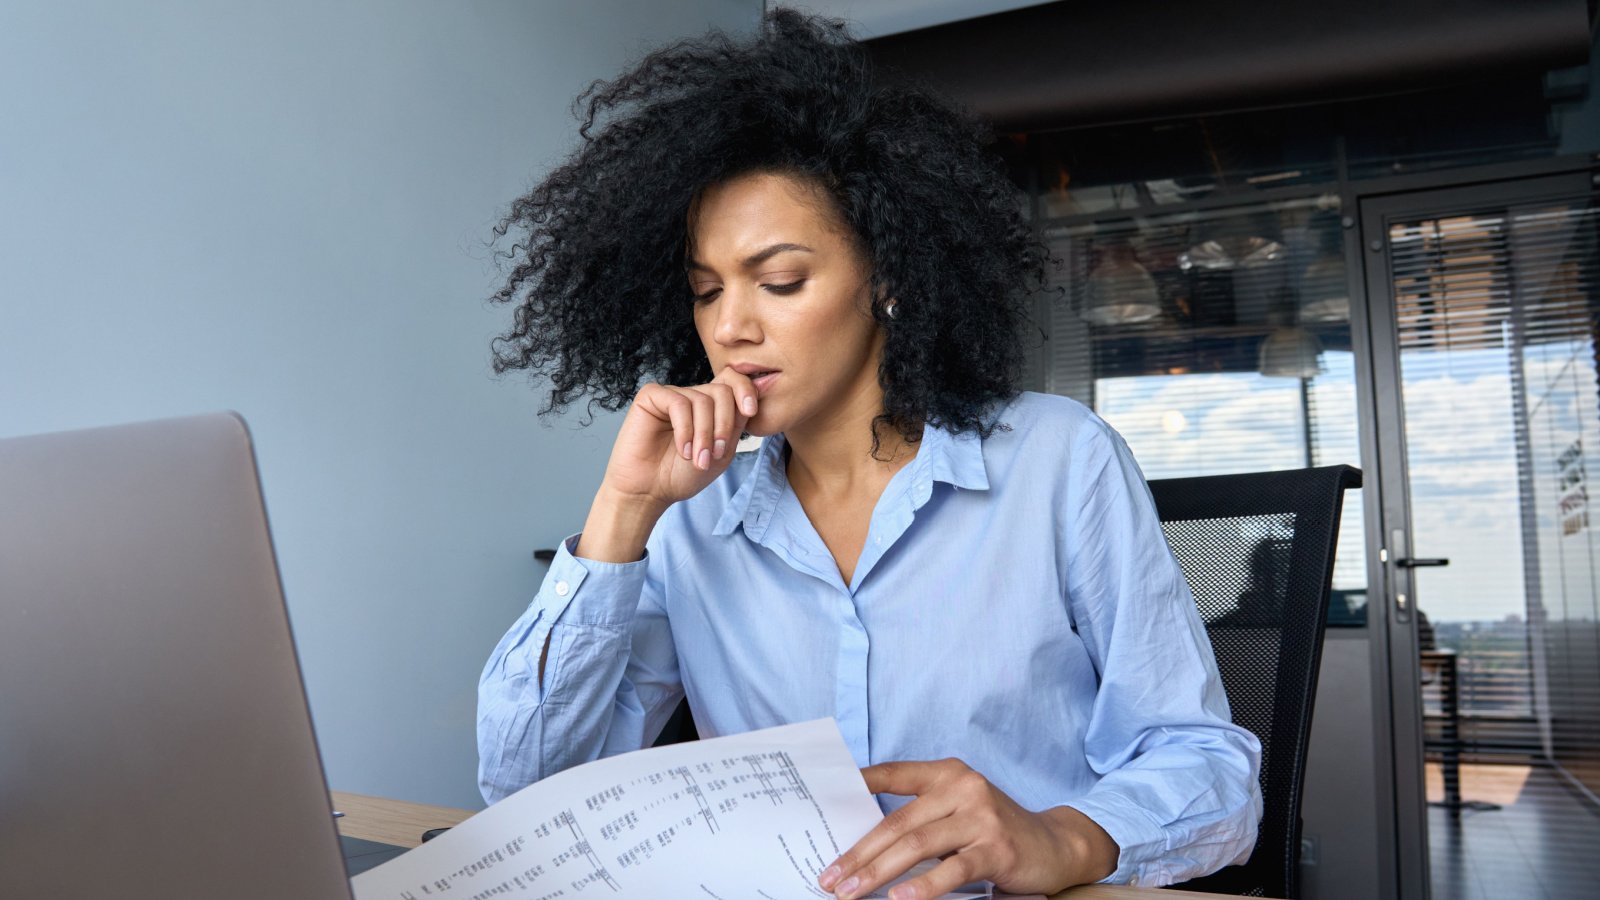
[1179,235,1283,271]
[1299,254,1351,323]
[1081,247,1161,325]
[1259,326,1324,377]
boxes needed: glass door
[1362,173,1600,899]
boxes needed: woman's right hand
[577,369,759,562]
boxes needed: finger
[631,383,670,424]
[874,852,987,900]
[682,388,714,470]
[633,385,685,452]
[821,791,959,893]
[713,367,760,419]
[829,816,975,900]
[861,759,968,797]
[698,382,737,460]
[644,387,693,462]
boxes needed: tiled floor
[1427,762,1600,900]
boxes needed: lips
[729,363,781,397]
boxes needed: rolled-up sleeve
[476,533,682,804]
[1061,427,1264,886]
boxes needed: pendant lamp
[1080,244,1161,326]
[1298,253,1350,323]
[1258,326,1323,378]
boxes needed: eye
[763,279,806,295]
[692,287,721,304]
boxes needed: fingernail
[819,865,841,889]
[714,439,726,459]
[742,396,757,415]
[836,876,859,898]
[889,885,916,900]
[682,441,692,460]
[697,448,710,469]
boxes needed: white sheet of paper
[352,718,987,899]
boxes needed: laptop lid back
[0,412,351,899]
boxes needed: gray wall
[781,0,1057,38]
[0,0,759,811]
[1299,631,1383,900]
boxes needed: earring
[884,298,898,319]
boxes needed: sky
[1094,344,1600,624]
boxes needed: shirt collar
[711,421,989,540]
[712,435,790,539]
[921,421,989,494]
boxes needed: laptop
[0,412,399,898]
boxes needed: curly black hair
[490,8,1048,445]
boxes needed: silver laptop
[0,413,356,899]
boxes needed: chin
[743,409,786,438]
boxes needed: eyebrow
[686,242,813,273]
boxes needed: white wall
[0,0,759,810]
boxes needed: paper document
[353,718,986,899]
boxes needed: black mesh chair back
[1155,465,1361,899]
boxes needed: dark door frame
[1354,163,1594,900]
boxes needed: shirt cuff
[1063,795,1172,888]
[539,532,651,626]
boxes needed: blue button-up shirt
[478,392,1261,886]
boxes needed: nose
[711,286,763,347]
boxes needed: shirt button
[874,536,882,545]
[1128,875,1140,886]
[554,580,570,596]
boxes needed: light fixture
[1258,327,1324,378]
[1178,235,1284,271]
[1298,253,1350,323]
[1080,244,1161,326]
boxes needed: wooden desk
[333,791,474,848]
[331,791,1230,899]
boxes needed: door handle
[1397,557,1450,568]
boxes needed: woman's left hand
[817,759,1120,900]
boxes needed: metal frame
[1031,154,1600,233]
[1355,165,1593,900]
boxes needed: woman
[478,10,1260,898]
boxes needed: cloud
[1085,348,1600,623]
[1098,372,1306,478]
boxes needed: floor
[1426,762,1600,900]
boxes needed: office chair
[652,694,700,746]
[1156,465,1362,899]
